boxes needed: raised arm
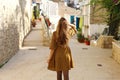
[70,24,77,33]
[68,24,77,37]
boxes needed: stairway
[23,18,50,47]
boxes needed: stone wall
[90,4,107,24]
[0,0,32,65]
[112,41,120,64]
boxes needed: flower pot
[38,18,41,21]
[78,39,84,43]
[32,23,36,27]
[85,41,90,45]
[31,20,36,27]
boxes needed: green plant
[90,0,120,40]
[33,5,40,19]
[84,37,90,41]
[77,32,85,43]
[77,28,82,33]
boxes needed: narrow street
[0,1,120,80]
[0,22,120,80]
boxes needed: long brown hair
[56,17,69,45]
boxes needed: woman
[47,17,77,80]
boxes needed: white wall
[90,24,108,35]
[41,1,58,17]
[0,0,32,64]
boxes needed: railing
[41,13,51,46]
[41,13,50,38]
[39,1,58,42]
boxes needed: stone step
[23,40,43,46]
[23,16,51,47]
[23,38,50,46]
[23,28,50,46]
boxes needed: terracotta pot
[78,39,84,43]
[38,18,41,21]
[85,41,90,45]
[32,23,36,27]
[32,20,36,27]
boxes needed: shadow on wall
[15,0,31,46]
[19,0,26,37]
[0,0,32,67]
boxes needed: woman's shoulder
[53,31,57,35]
[53,31,56,34]
[52,31,57,39]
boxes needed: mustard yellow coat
[48,31,74,71]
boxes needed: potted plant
[33,5,40,19]
[31,19,36,27]
[77,28,85,43]
[77,32,85,43]
[84,37,90,45]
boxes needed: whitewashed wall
[0,0,32,65]
[41,1,58,17]
[89,24,108,35]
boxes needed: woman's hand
[68,24,77,34]
[47,58,51,63]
